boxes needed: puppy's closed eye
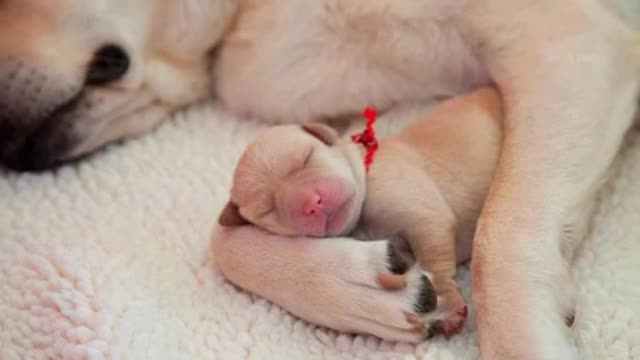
[258,200,276,218]
[303,148,314,166]
[283,147,313,177]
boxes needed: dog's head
[0,0,237,171]
[219,123,368,238]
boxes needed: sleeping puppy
[218,87,504,336]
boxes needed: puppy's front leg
[400,197,468,336]
[461,3,639,359]
[211,225,435,343]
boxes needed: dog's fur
[1,0,639,359]
[220,87,507,338]
[0,0,237,170]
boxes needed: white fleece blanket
[1,101,639,360]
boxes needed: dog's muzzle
[0,95,82,172]
[0,61,81,172]
[0,46,130,172]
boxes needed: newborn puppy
[220,87,503,335]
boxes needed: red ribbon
[351,106,378,172]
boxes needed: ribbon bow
[351,106,378,172]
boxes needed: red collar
[350,106,378,172]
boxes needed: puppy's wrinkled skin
[223,87,507,337]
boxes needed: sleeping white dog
[1,1,639,359]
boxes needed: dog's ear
[302,123,339,145]
[218,201,250,227]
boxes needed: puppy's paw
[419,287,468,338]
[364,241,468,339]
[431,302,468,336]
[328,240,432,343]
[413,272,438,314]
[386,238,414,275]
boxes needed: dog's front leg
[462,3,639,359]
[211,225,437,343]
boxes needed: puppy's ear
[218,201,250,227]
[302,123,339,145]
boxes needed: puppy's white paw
[320,240,439,343]
[381,240,469,338]
[421,290,468,337]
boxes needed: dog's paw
[430,302,468,336]
[386,237,414,275]
[413,272,438,314]
[325,240,436,343]
[352,240,471,338]
[417,285,468,338]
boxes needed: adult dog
[1,0,638,359]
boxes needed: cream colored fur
[220,87,507,339]
[1,0,639,359]
[211,2,640,359]
[214,0,638,359]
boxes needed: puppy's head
[220,123,367,237]
[0,0,237,171]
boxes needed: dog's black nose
[86,45,130,86]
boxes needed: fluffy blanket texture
[1,101,639,360]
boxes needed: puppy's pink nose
[304,193,324,216]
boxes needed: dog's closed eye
[283,148,313,177]
[258,202,276,218]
